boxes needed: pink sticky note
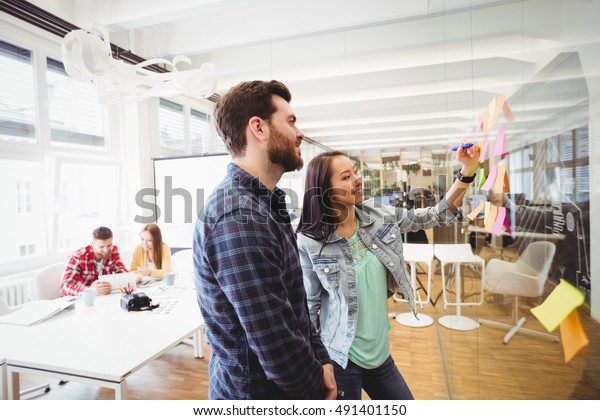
[481,166,497,191]
[491,206,506,235]
[493,126,506,156]
[503,211,512,234]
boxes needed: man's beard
[267,125,303,172]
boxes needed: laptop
[98,272,138,291]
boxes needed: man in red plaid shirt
[60,226,128,297]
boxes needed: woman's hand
[456,139,481,174]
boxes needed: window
[46,58,105,148]
[159,98,186,156]
[16,180,32,213]
[19,244,36,256]
[55,162,121,252]
[190,109,212,154]
[0,159,47,264]
[0,40,36,144]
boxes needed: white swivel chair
[479,240,559,344]
[170,248,194,277]
[34,262,66,300]
[0,298,51,399]
[394,243,435,327]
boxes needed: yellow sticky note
[560,309,589,363]
[531,279,585,332]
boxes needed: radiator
[0,278,34,306]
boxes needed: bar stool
[434,244,484,331]
[394,244,434,327]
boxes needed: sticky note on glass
[467,200,485,221]
[493,126,507,157]
[493,165,506,194]
[560,309,589,363]
[481,166,497,191]
[531,279,585,332]
[482,110,489,135]
[484,202,498,232]
[479,135,489,162]
[478,168,486,190]
[491,206,506,235]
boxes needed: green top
[346,220,391,369]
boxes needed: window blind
[0,40,36,143]
[46,58,105,147]
[159,98,185,157]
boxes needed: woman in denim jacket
[296,147,480,399]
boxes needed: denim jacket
[297,198,458,368]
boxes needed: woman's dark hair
[296,150,347,242]
[214,80,291,158]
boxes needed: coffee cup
[164,272,178,286]
[82,288,95,306]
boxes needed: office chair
[0,298,51,398]
[479,241,559,343]
[170,248,194,277]
[33,262,66,300]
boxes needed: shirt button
[372,244,378,250]
[360,229,365,234]
[324,267,330,273]
[391,233,396,239]
[388,261,395,267]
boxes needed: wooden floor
[21,247,600,400]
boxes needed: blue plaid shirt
[193,163,331,399]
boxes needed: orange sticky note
[494,165,506,194]
[482,110,489,135]
[560,309,589,363]
[502,99,514,122]
[484,203,498,232]
[488,96,497,127]
[467,200,485,221]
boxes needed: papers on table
[0,297,76,326]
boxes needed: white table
[2,280,203,400]
[394,244,435,327]
[434,244,484,331]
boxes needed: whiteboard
[152,153,232,248]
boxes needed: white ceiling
[35,0,600,163]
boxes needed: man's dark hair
[92,226,113,240]
[214,80,292,158]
